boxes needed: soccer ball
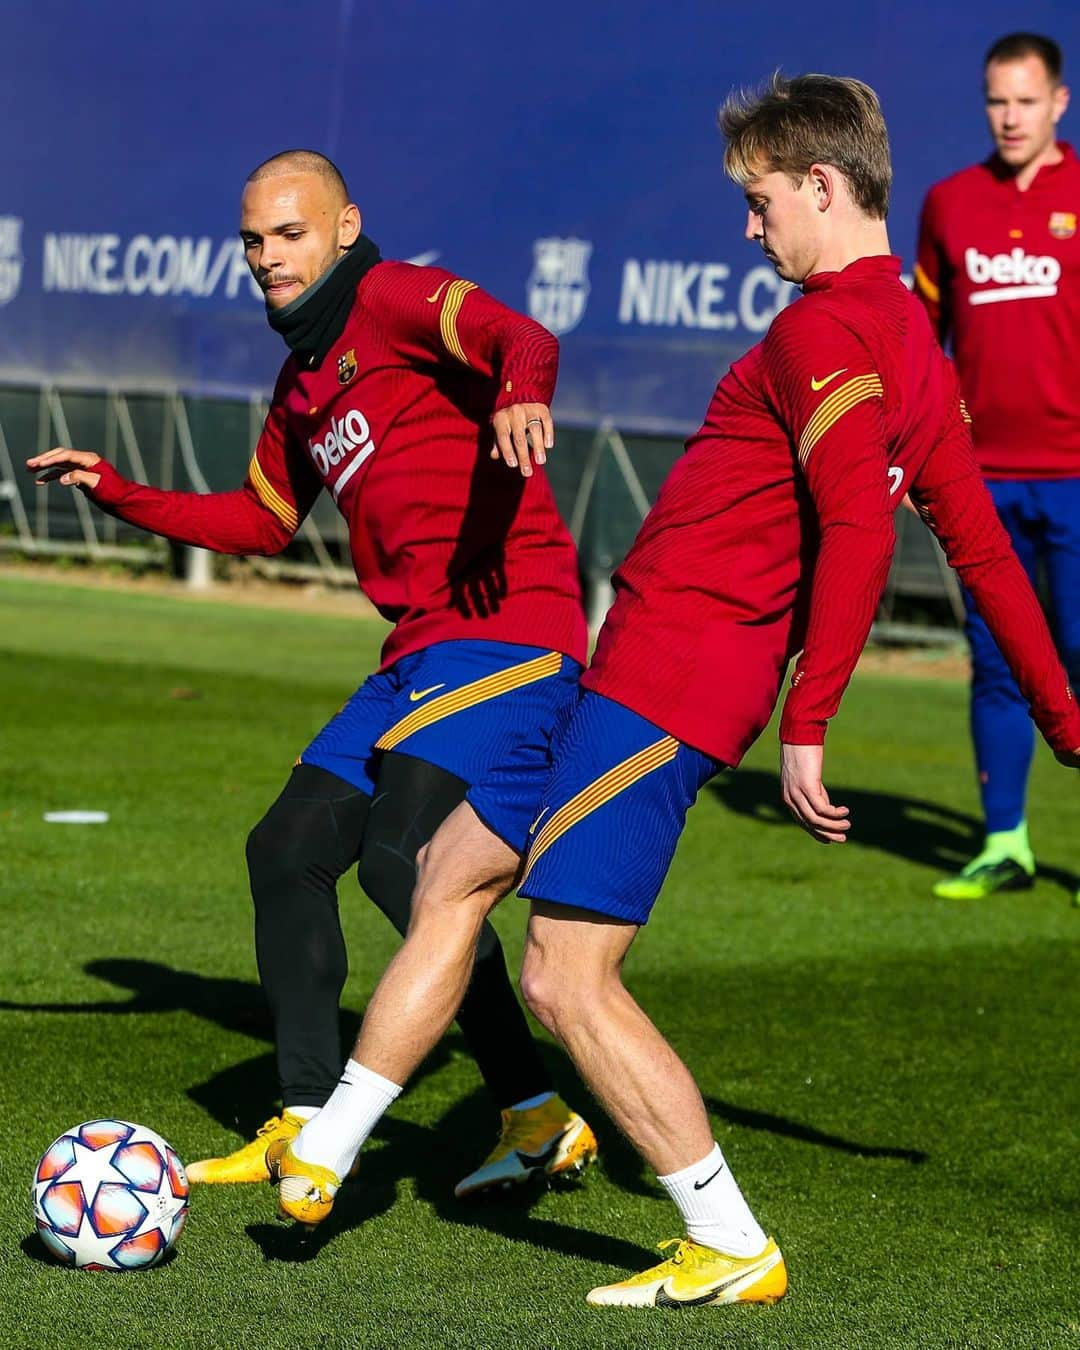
[32,1119,189,1270]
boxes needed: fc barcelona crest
[337,348,358,384]
[1048,211,1076,240]
[527,237,592,336]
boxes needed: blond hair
[720,73,891,219]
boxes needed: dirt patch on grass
[0,558,377,620]
[1,559,971,679]
[856,644,969,682]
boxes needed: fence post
[185,546,213,590]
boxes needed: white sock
[509,1091,555,1112]
[291,1060,402,1181]
[282,1105,318,1121]
[657,1143,767,1256]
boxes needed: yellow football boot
[933,826,1036,900]
[186,1112,306,1184]
[266,1138,341,1228]
[586,1236,787,1309]
[454,1094,598,1198]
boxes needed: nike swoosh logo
[515,1128,569,1170]
[655,1258,771,1308]
[409,683,446,702]
[425,279,450,304]
[810,367,847,391]
[529,806,551,835]
[693,1163,725,1190]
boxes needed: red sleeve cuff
[85,459,130,505]
[493,377,556,414]
[778,713,827,746]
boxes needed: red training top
[89,262,587,669]
[584,255,1080,764]
[915,143,1080,479]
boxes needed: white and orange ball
[32,1119,189,1270]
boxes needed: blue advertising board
[2,0,1078,432]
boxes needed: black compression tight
[247,757,551,1109]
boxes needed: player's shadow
[248,1034,927,1269]
[709,769,1077,894]
[4,957,926,1272]
[0,957,455,1142]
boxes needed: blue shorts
[517,691,722,925]
[301,640,581,853]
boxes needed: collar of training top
[801,254,902,293]
[266,234,382,369]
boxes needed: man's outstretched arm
[27,397,318,557]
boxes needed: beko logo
[964,247,1061,305]
[309,408,377,501]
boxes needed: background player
[263,78,1080,1307]
[28,150,597,1198]
[916,33,1080,901]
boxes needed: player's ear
[808,164,834,213]
[339,203,362,249]
[1052,82,1070,123]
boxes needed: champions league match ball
[32,1119,189,1270]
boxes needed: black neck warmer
[266,234,382,369]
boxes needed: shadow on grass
[3,958,930,1273]
[19,1232,181,1271]
[709,769,1077,894]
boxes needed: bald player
[29,150,598,1197]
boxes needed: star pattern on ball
[65,1135,133,1208]
[131,1162,187,1239]
[66,1208,132,1268]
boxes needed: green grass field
[1,573,1077,1350]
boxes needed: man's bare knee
[519,947,562,1034]
[520,939,602,1038]
[523,904,637,1036]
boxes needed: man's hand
[780,742,851,844]
[27,448,102,491]
[490,403,553,478]
[1054,746,1080,769]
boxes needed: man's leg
[520,906,713,1176]
[935,481,1039,899]
[270,802,522,1218]
[357,752,554,1108]
[357,752,595,1194]
[517,912,782,1309]
[512,691,784,1307]
[187,764,370,1182]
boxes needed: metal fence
[0,381,965,636]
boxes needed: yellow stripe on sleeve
[374,650,562,752]
[248,454,299,533]
[913,262,940,305]
[440,279,478,366]
[797,374,884,466]
[522,736,679,878]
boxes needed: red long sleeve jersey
[584,255,1080,764]
[90,262,587,669]
[915,144,1080,478]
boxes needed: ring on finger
[525,417,543,428]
